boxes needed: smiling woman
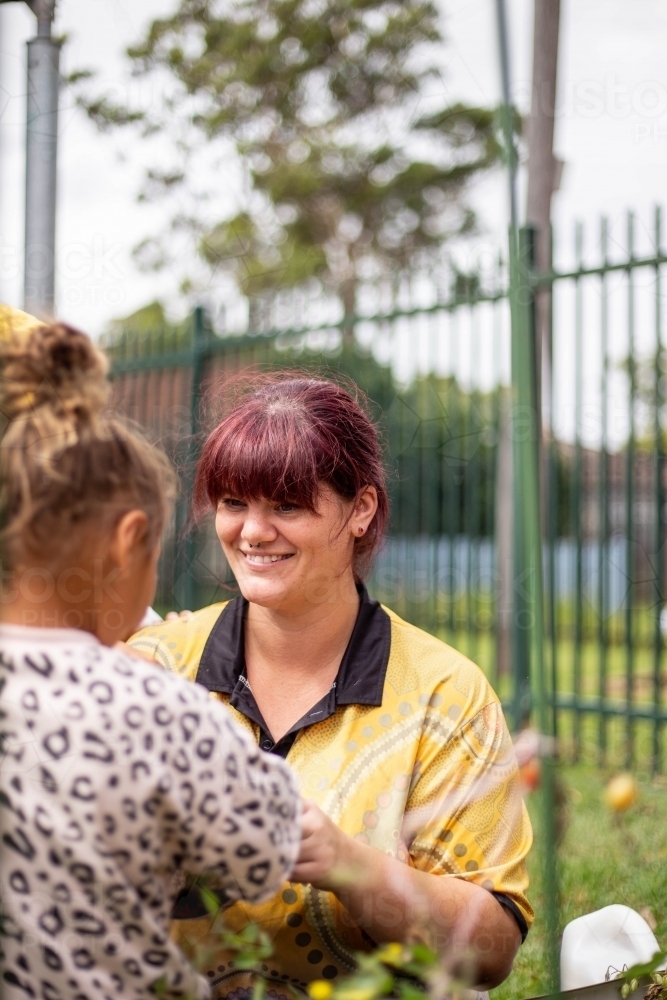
[194,372,388,580]
[129,372,534,999]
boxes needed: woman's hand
[290,800,355,892]
[288,800,520,988]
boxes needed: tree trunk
[341,278,356,346]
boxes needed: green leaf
[620,951,667,982]
[252,977,268,1000]
[395,980,429,1000]
[200,888,222,918]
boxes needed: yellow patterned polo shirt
[129,586,533,1000]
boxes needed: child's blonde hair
[0,321,175,571]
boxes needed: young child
[0,321,301,999]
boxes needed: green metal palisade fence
[106,209,667,773]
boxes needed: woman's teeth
[244,553,291,564]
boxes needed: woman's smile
[241,550,294,567]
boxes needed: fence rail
[107,206,667,772]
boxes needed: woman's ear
[351,486,378,535]
[109,510,150,576]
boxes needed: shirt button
[262,740,273,750]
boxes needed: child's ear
[110,510,150,575]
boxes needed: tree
[78,0,506,319]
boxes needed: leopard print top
[0,625,301,1000]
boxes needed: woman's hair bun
[0,321,109,422]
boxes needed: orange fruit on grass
[604,773,638,813]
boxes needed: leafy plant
[616,953,667,1000]
[155,884,472,1000]
[305,940,479,1000]
[72,0,511,310]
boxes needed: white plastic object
[561,904,660,990]
[660,605,667,639]
[138,606,163,628]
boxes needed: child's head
[0,321,175,641]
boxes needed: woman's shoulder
[382,605,497,714]
[128,601,230,680]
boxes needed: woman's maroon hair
[194,372,389,580]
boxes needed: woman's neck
[246,572,360,675]
[243,572,361,740]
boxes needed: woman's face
[214,484,377,615]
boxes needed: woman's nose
[241,510,278,546]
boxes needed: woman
[130,374,533,997]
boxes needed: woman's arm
[291,800,520,989]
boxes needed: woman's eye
[222,498,246,510]
[276,503,299,513]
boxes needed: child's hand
[165,610,194,621]
[290,800,354,891]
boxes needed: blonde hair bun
[0,319,175,573]
[0,322,109,422]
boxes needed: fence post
[510,225,560,994]
[177,306,207,612]
[511,227,536,731]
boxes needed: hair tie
[16,391,35,410]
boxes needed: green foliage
[172,923,470,1000]
[617,950,667,989]
[75,0,507,303]
[170,886,465,1000]
[106,300,169,338]
[619,964,667,996]
[306,942,456,1000]
[621,348,667,449]
[200,889,274,969]
[101,301,196,354]
[494,765,667,1000]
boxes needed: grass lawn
[492,764,667,1000]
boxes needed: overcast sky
[0,0,666,341]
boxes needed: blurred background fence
[105,207,667,773]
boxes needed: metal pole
[23,0,59,318]
[494,0,531,729]
[493,0,518,694]
[494,1,560,993]
[181,305,208,612]
[494,0,518,241]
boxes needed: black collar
[197,583,390,702]
[195,584,391,746]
